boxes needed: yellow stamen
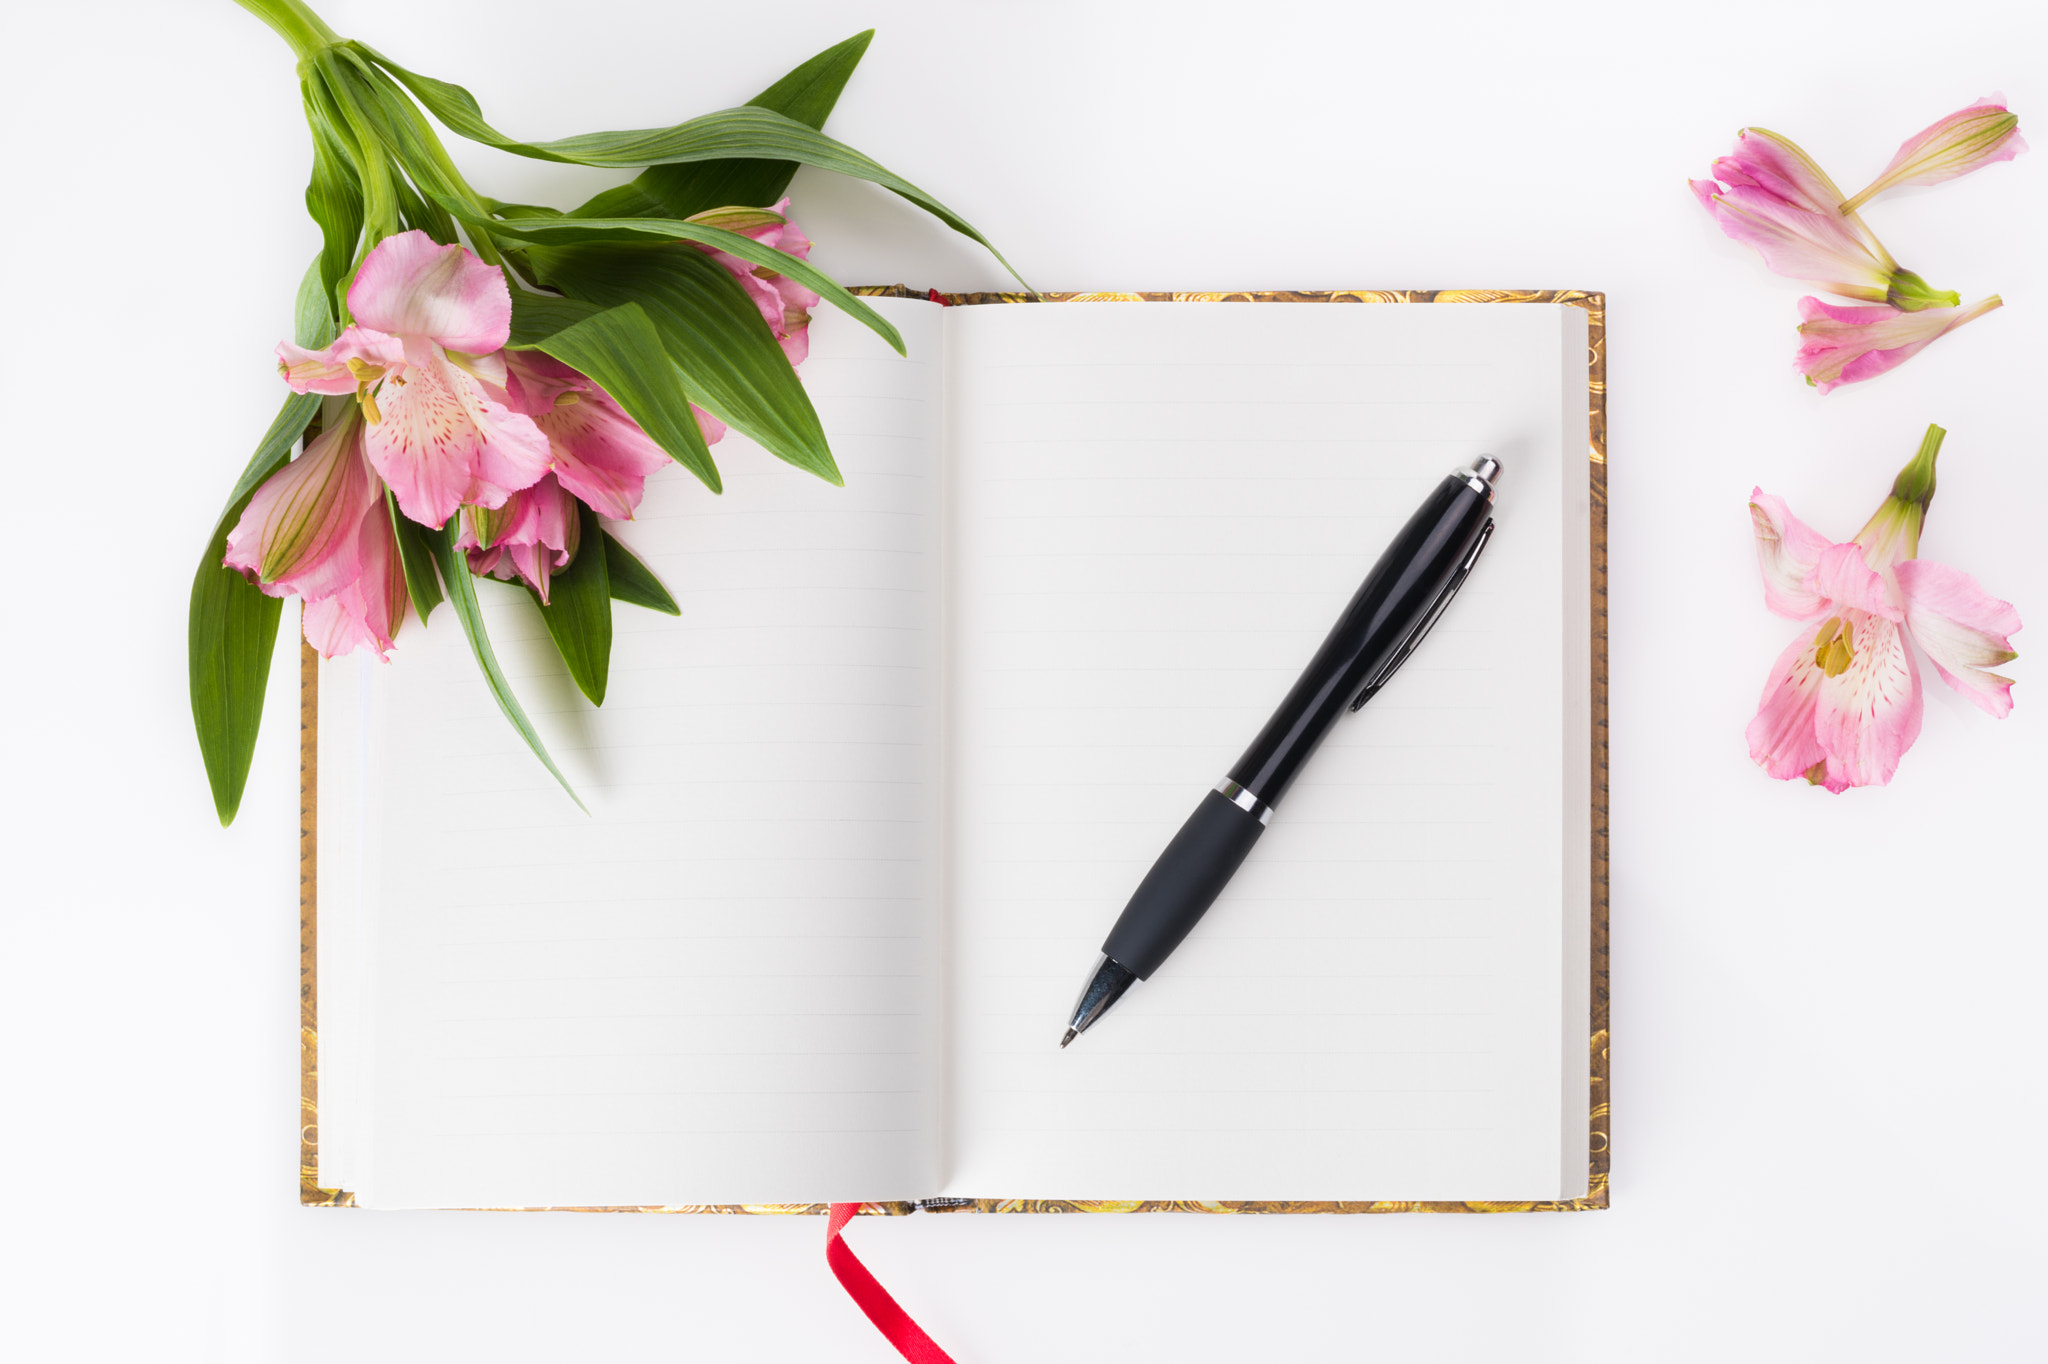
[554,392,580,407]
[359,387,383,425]
[1813,618,1841,649]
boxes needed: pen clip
[1349,518,1494,712]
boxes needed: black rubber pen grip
[1101,790,1267,979]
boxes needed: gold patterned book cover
[302,288,1607,1215]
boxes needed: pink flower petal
[276,326,406,396]
[1813,614,1923,789]
[347,230,512,356]
[1846,95,2028,210]
[223,412,380,604]
[1896,557,2022,718]
[505,351,671,520]
[1795,295,2003,395]
[301,501,409,660]
[363,349,550,528]
[1749,489,1834,619]
[1811,541,1902,622]
[1747,630,1829,780]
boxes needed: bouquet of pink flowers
[193,0,1021,824]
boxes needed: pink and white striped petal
[1813,614,1923,790]
[1749,489,1835,619]
[1896,557,2022,717]
[1747,630,1829,781]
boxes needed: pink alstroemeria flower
[1747,426,2020,792]
[1795,294,2005,394]
[302,494,411,660]
[458,474,579,602]
[1841,94,2028,213]
[276,231,550,528]
[503,351,677,520]
[1692,128,1956,311]
[690,197,823,366]
[223,403,410,660]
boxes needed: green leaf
[189,500,286,827]
[505,288,604,347]
[189,393,320,826]
[530,502,612,706]
[452,200,902,356]
[426,522,586,812]
[302,79,364,324]
[385,487,444,622]
[507,295,721,492]
[294,256,338,351]
[220,391,323,524]
[530,242,840,484]
[355,43,1026,289]
[603,531,680,615]
[622,30,873,220]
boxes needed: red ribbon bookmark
[826,1203,958,1364]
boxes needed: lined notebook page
[317,297,947,1208]
[940,300,1590,1201]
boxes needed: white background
[3,0,2044,1358]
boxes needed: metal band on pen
[1214,778,1275,826]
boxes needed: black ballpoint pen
[1060,457,1502,1047]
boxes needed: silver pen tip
[1059,1027,1077,1049]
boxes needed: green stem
[234,0,342,61]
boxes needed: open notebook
[305,289,1608,1213]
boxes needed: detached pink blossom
[1747,426,2019,792]
[1795,294,2004,394]
[1692,128,1956,310]
[277,231,550,528]
[689,197,822,366]
[1842,94,2028,213]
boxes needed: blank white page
[317,297,946,1208]
[941,300,1590,1201]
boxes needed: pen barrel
[1226,475,1493,806]
[1102,790,1267,979]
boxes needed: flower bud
[1841,95,2027,213]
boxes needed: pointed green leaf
[506,296,721,492]
[189,394,320,826]
[294,256,338,352]
[530,242,839,484]
[355,43,1025,289]
[221,391,323,525]
[531,502,612,706]
[603,531,680,615]
[189,503,286,827]
[623,30,873,220]
[451,202,903,357]
[426,522,586,812]
[385,487,444,622]
[506,288,604,347]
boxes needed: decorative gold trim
[302,288,1610,1215]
